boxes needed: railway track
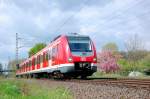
[60,78,150,91]
[26,76,150,91]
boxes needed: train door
[35,57,37,70]
[43,52,46,67]
[45,51,49,67]
[32,58,35,70]
[40,54,43,68]
[42,52,45,68]
[27,62,29,72]
[29,60,31,71]
[58,43,64,64]
[37,55,40,69]
[52,45,59,67]
[25,63,27,72]
[43,51,49,68]
[48,49,52,67]
[57,44,60,65]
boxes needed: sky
[0,0,150,66]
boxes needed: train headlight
[93,58,97,62]
[68,57,73,62]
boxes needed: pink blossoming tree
[97,51,120,73]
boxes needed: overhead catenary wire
[17,0,145,47]
[54,0,145,35]
[92,0,145,29]
[54,0,89,34]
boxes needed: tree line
[98,34,150,75]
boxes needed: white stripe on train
[16,63,97,75]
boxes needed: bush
[0,79,73,99]
[141,54,150,68]
[97,51,120,73]
[118,59,148,76]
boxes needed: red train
[16,33,97,78]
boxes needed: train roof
[66,33,89,37]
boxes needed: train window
[29,60,32,66]
[30,61,31,66]
[27,62,28,67]
[52,46,58,60]
[39,56,40,64]
[37,56,39,64]
[43,53,45,61]
[40,54,43,63]
[29,61,30,67]
[48,50,51,60]
[67,36,92,52]
[35,57,37,65]
[38,55,40,64]
[33,59,35,65]
[46,52,48,61]
[52,48,55,60]
[32,58,35,66]
[37,56,38,64]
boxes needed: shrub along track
[56,78,150,91]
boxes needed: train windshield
[67,36,92,52]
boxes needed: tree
[8,59,25,70]
[102,42,118,52]
[0,63,3,75]
[97,51,120,73]
[142,53,150,67]
[8,59,25,77]
[125,34,147,69]
[28,43,46,57]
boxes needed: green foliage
[127,50,147,66]
[102,42,118,52]
[0,79,73,99]
[118,59,148,76]
[0,63,3,75]
[141,53,150,67]
[0,80,21,99]
[28,43,46,57]
[7,59,25,77]
[91,71,123,78]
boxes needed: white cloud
[80,25,98,34]
[0,14,12,26]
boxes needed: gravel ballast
[28,79,150,99]
[63,82,150,99]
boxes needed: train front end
[66,34,97,78]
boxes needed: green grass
[91,71,123,78]
[0,78,73,99]
[90,71,150,79]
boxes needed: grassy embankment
[0,78,72,99]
